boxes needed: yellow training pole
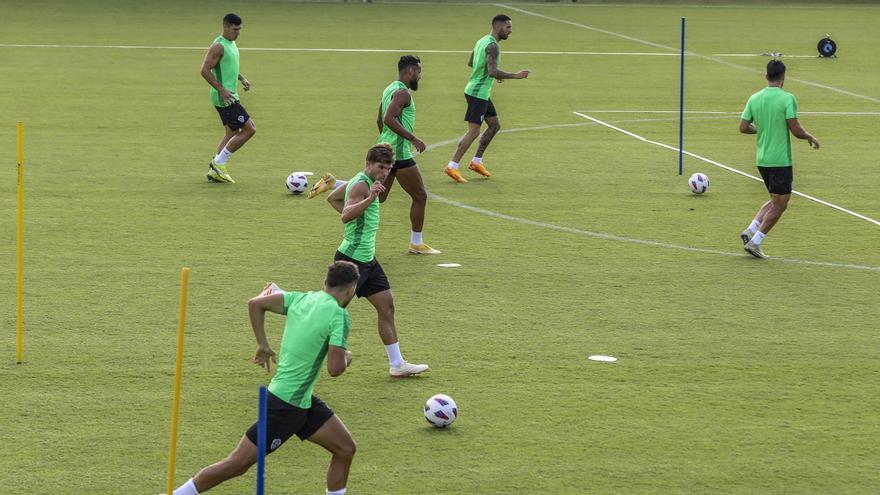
[16,122,24,364]
[166,267,190,495]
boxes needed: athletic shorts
[464,93,497,124]
[215,101,251,130]
[334,251,391,298]
[391,158,417,174]
[245,392,334,454]
[759,166,793,195]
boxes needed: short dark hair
[398,55,421,72]
[492,14,511,25]
[366,143,395,164]
[223,13,242,26]
[766,59,786,81]
[326,261,359,289]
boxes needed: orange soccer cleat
[444,166,468,183]
[468,161,491,177]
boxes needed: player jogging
[199,13,256,184]
[739,59,820,258]
[310,56,440,255]
[327,144,429,377]
[444,14,530,183]
[166,261,360,495]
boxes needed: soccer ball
[286,172,309,194]
[424,394,458,428]
[688,172,709,194]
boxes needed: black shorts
[464,93,497,124]
[245,392,334,454]
[215,101,251,130]
[759,166,793,195]
[334,251,391,298]
[391,158,417,174]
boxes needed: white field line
[573,111,880,228]
[422,121,880,273]
[576,110,880,116]
[712,53,818,58]
[495,3,880,104]
[0,43,675,57]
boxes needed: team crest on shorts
[270,438,282,450]
[237,116,245,123]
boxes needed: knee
[226,455,254,478]
[410,187,427,204]
[488,121,501,133]
[338,439,357,462]
[379,301,395,320]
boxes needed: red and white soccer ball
[424,394,458,428]
[286,172,309,194]
[688,172,709,194]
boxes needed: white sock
[752,231,766,245]
[173,479,199,495]
[385,342,404,368]
[447,161,459,170]
[327,488,346,495]
[747,219,760,234]
[411,231,423,245]
[333,180,346,189]
[471,156,482,164]
[213,147,233,165]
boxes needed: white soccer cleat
[390,361,429,377]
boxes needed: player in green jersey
[445,14,530,183]
[739,60,820,259]
[199,13,256,184]
[327,144,429,377]
[309,56,441,255]
[166,261,360,495]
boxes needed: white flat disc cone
[588,355,618,363]
[436,263,461,268]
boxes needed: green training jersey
[741,87,798,167]
[267,290,350,409]
[337,172,380,263]
[210,35,240,108]
[378,80,416,161]
[464,34,499,100]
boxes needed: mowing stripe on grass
[573,111,880,228]
[496,3,880,104]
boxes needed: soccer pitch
[3,1,879,493]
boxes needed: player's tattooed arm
[486,43,529,80]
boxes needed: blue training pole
[257,386,268,495]
[678,17,686,175]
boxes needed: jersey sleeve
[785,94,798,119]
[328,310,351,349]
[282,291,306,314]
[741,97,753,121]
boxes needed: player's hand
[241,78,251,91]
[370,182,386,198]
[258,282,280,297]
[410,137,426,153]
[344,350,353,367]
[219,88,234,105]
[516,70,530,79]
[495,78,504,83]
[253,346,277,373]
[808,136,820,150]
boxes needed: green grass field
[3,1,879,493]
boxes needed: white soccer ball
[286,172,309,194]
[424,394,458,428]
[688,172,709,194]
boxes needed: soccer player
[444,14,530,183]
[739,60,820,258]
[309,56,440,255]
[199,13,256,184]
[166,261,360,495]
[327,144,429,377]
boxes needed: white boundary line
[576,110,880,116]
[421,121,880,273]
[573,111,880,228]
[495,3,880,104]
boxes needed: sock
[333,180,346,189]
[213,147,233,165]
[411,231,423,245]
[385,342,404,368]
[752,231,766,245]
[173,479,199,495]
[447,161,459,170]
[327,489,346,495]
[471,156,482,164]
[747,219,760,234]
